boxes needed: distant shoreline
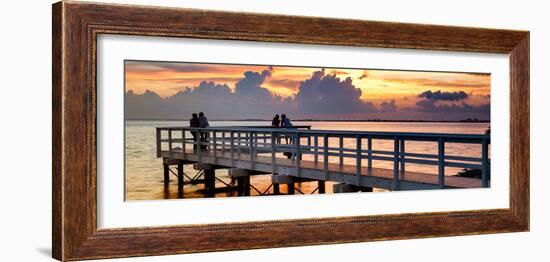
[126,118,490,123]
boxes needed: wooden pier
[156,126,490,197]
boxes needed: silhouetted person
[198,112,210,150]
[189,113,200,151]
[272,114,281,127]
[272,114,281,144]
[281,114,294,158]
[281,114,293,128]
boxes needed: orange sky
[125,61,490,110]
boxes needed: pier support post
[204,169,216,197]
[333,183,358,193]
[163,163,169,185]
[333,183,373,193]
[229,168,252,196]
[193,163,223,198]
[237,176,250,196]
[271,174,295,195]
[318,181,326,194]
[287,183,295,195]
[177,161,184,191]
[362,187,373,192]
[273,184,280,195]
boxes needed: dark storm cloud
[418,90,469,101]
[413,99,490,114]
[410,90,489,120]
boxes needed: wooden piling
[318,180,326,194]
[163,163,169,185]
[177,161,184,190]
[287,183,295,195]
[237,176,250,196]
[204,169,216,197]
[273,184,280,195]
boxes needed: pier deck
[160,149,481,190]
[156,126,490,195]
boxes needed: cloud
[295,70,376,114]
[329,70,349,76]
[125,67,294,119]
[126,61,236,74]
[266,79,301,91]
[408,89,489,120]
[382,77,488,89]
[234,68,274,103]
[413,99,489,113]
[358,70,369,80]
[125,65,491,121]
[418,90,469,101]
[379,99,397,112]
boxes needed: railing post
[221,131,226,153]
[197,130,202,162]
[271,131,276,173]
[400,139,405,173]
[230,131,235,166]
[182,129,186,157]
[356,135,362,186]
[295,132,301,177]
[213,131,217,163]
[367,137,372,169]
[168,129,173,157]
[392,138,399,191]
[438,138,445,189]
[249,131,254,169]
[314,135,319,164]
[339,136,344,166]
[156,128,161,157]
[237,132,241,158]
[481,139,489,187]
[323,134,329,180]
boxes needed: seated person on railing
[272,114,281,144]
[281,114,294,159]
[272,114,281,127]
[281,114,293,144]
[190,113,200,151]
[198,112,210,150]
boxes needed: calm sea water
[125,121,489,200]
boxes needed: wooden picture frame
[52,1,529,261]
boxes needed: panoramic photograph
[124,60,491,200]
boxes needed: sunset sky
[124,60,491,121]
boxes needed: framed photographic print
[52,1,529,261]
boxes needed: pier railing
[156,126,491,189]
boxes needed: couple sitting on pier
[190,112,209,150]
[272,114,295,159]
[271,114,293,128]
